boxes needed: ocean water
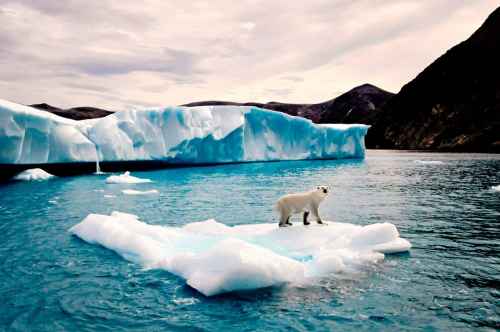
[0,150,499,331]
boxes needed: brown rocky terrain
[367,6,500,152]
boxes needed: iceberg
[0,98,369,169]
[70,212,411,296]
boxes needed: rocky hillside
[367,6,500,152]
[182,84,394,124]
[30,103,113,120]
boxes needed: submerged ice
[0,99,369,166]
[70,212,411,296]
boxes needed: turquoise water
[0,150,499,331]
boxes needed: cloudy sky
[0,1,497,110]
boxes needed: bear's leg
[303,211,310,225]
[312,205,325,225]
[286,216,292,226]
[279,212,290,227]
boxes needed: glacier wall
[0,98,369,165]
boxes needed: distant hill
[182,83,394,124]
[30,103,113,120]
[367,6,500,152]
[27,83,393,125]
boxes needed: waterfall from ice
[94,146,103,174]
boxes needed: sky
[0,1,498,110]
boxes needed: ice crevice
[70,212,411,296]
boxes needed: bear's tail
[274,200,282,214]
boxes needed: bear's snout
[323,188,327,194]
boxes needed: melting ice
[70,212,411,296]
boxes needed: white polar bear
[276,186,329,227]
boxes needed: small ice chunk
[13,168,55,181]
[104,194,116,198]
[490,185,500,192]
[122,189,159,195]
[414,160,444,165]
[70,212,412,296]
[105,171,152,184]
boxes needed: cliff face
[367,7,500,152]
[182,84,393,124]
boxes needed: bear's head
[316,185,330,196]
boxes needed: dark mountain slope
[367,7,500,152]
[182,84,394,124]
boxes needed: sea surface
[0,150,499,331]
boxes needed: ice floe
[70,212,411,296]
[122,189,159,195]
[13,168,55,181]
[105,171,152,184]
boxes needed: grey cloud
[281,76,304,82]
[263,87,293,98]
[66,48,201,76]
[0,0,497,109]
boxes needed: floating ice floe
[0,98,368,166]
[414,160,444,165]
[122,189,159,195]
[490,185,500,192]
[105,171,152,184]
[69,212,411,296]
[13,168,55,181]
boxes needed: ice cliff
[0,98,369,165]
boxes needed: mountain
[30,103,113,120]
[182,84,394,124]
[367,7,500,152]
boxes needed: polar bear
[276,186,329,227]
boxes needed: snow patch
[69,212,411,296]
[105,171,152,184]
[13,168,55,181]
